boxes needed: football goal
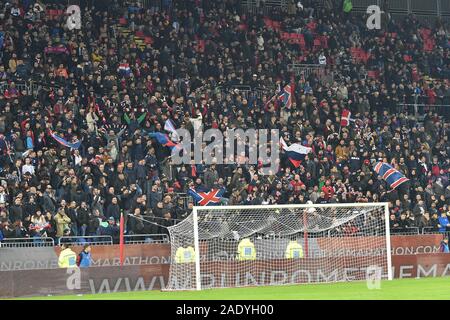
[165,203,392,290]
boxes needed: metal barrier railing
[389,227,420,235]
[288,64,334,85]
[0,237,55,248]
[214,85,276,102]
[124,234,169,244]
[422,227,450,235]
[57,235,113,246]
[0,80,41,96]
[175,192,192,209]
[351,0,446,21]
[240,0,287,15]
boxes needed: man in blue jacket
[438,212,450,233]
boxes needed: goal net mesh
[165,204,389,290]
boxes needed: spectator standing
[438,212,450,233]
[54,209,71,238]
[77,244,93,268]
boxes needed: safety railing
[214,85,277,102]
[388,227,420,235]
[0,237,55,248]
[351,0,448,21]
[421,227,450,235]
[140,0,173,11]
[175,192,192,209]
[124,233,169,244]
[327,226,421,237]
[0,80,42,96]
[397,103,450,118]
[57,235,113,246]
[288,64,334,85]
[240,0,287,15]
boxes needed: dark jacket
[105,203,120,220]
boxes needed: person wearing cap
[58,242,77,268]
[99,216,120,244]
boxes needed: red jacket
[322,185,334,200]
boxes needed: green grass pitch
[18,277,450,300]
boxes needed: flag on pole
[280,137,312,168]
[164,119,179,142]
[264,93,277,110]
[373,162,410,189]
[119,211,125,267]
[278,84,292,109]
[49,131,81,149]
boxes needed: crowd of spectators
[0,0,449,244]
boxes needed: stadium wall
[0,235,448,297]
[0,254,449,298]
[1,235,444,272]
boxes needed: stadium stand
[0,0,449,246]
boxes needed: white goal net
[165,203,392,291]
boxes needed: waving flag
[164,119,179,142]
[188,188,225,206]
[279,84,292,109]
[280,137,312,168]
[265,84,292,110]
[50,131,81,149]
[340,109,352,127]
[147,132,179,150]
[373,162,409,189]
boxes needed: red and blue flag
[148,132,179,149]
[373,162,409,189]
[188,188,225,206]
[278,84,292,109]
[50,131,81,149]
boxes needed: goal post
[165,202,392,291]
